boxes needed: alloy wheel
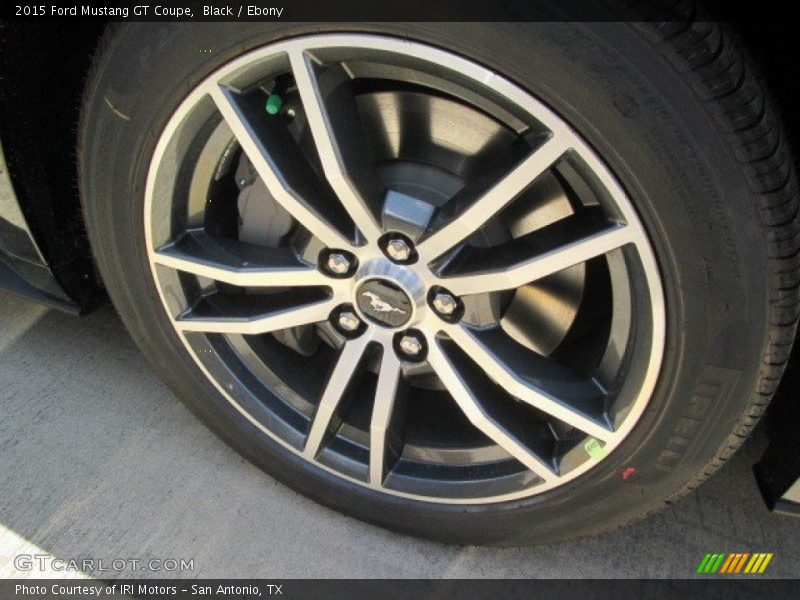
[144,34,665,503]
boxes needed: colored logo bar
[696,553,773,574]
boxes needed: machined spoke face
[417,134,572,261]
[369,347,404,486]
[145,34,666,504]
[289,50,385,244]
[210,84,356,250]
[175,294,339,335]
[426,342,558,482]
[304,335,373,459]
[442,324,613,440]
[436,210,635,296]
[154,231,332,288]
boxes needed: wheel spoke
[289,49,384,243]
[443,324,613,441]
[154,230,333,288]
[438,210,633,296]
[304,335,373,458]
[210,84,355,249]
[175,294,338,335]
[417,134,571,261]
[426,341,558,482]
[369,348,404,486]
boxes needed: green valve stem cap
[584,438,608,460]
[265,94,283,115]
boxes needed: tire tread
[637,12,800,508]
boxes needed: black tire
[79,20,800,545]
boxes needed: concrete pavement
[1,289,798,578]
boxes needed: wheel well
[0,22,106,309]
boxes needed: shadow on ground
[0,290,798,578]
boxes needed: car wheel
[79,21,800,544]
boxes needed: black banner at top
[0,0,783,23]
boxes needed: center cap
[356,279,414,328]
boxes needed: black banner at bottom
[3,579,798,600]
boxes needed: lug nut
[386,238,412,262]
[337,311,361,332]
[432,292,458,316]
[398,334,423,357]
[326,252,351,275]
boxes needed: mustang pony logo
[361,291,407,315]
